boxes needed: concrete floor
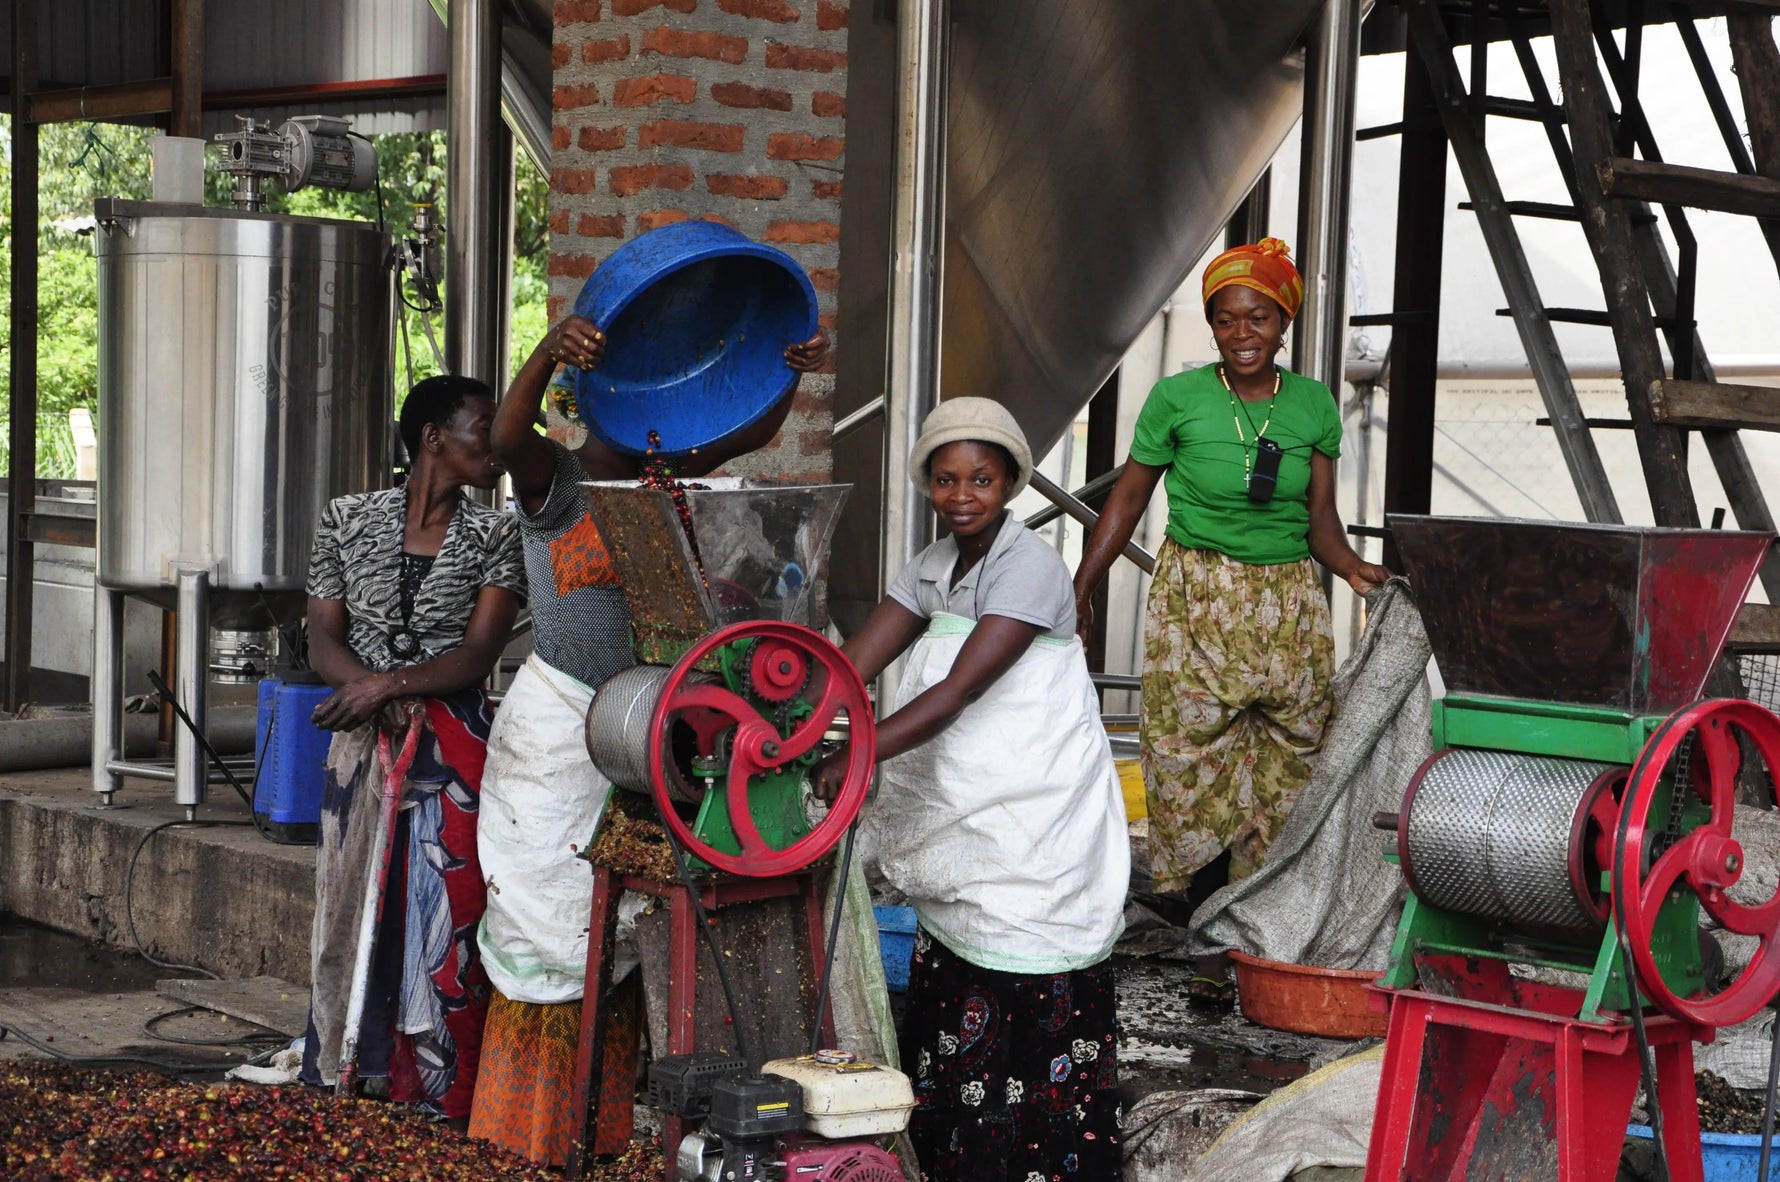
[0,765,316,983]
[0,765,1352,1106]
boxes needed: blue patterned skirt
[901,928,1123,1182]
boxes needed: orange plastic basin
[1228,950,1389,1039]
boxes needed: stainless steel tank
[93,198,393,628]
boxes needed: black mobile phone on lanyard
[1248,437,1283,503]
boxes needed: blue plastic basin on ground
[1628,1123,1778,1180]
[875,905,918,994]
[572,221,819,458]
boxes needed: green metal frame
[1387,694,1705,1022]
[1430,695,1664,765]
[682,638,823,868]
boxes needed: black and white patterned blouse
[306,488,527,673]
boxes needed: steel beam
[170,0,203,138]
[4,0,38,710]
[1381,29,1446,570]
[1294,0,1363,396]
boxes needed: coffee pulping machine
[569,478,912,1182]
[1368,517,1780,1181]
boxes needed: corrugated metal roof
[0,0,449,134]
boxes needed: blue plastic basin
[1628,1123,1779,1180]
[572,221,819,458]
[875,906,918,994]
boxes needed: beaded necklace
[1217,363,1280,480]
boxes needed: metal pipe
[91,587,124,803]
[446,0,508,391]
[4,0,38,713]
[881,0,948,595]
[1293,0,1362,395]
[6,707,254,776]
[1090,672,1142,691]
[424,0,549,172]
[203,74,448,112]
[1027,472,1155,575]
[832,397,885,444]
[1024,466,1126,531]
[173,568,209,819]
[169,0,203,138]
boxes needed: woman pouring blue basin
[811,398,1130,1182]
[470,222,829,1167]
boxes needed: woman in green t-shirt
[1072,238,1389,1006]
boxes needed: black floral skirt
[900,927,1123,1182]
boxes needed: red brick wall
[549,0,846,483]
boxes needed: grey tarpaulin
[824,833,922,1181]
[1122,1089,1265,1182]
[1181,1048,1384,1181]
[1189,580,1432,969]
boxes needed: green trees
[0,120,548,477]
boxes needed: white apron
[477,653,619,1004]
[867,613,1129,974]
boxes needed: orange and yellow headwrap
[1202,237,1305,321]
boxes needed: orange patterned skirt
[468,978,641,1166]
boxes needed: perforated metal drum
[1400,749,1627,931]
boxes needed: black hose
[1615,710,1687,1182]
[659,825,754,1069]
[125,819,241,979]
[141,1006,286,1049]
[809,824,858,1057]
[1760,1004,1780,1182]
[0,1021,231,1076]
[145,669,254,811]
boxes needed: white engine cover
[761,1053,916,1139]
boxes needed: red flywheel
[647,620,875,877]
[1613,697,1780,1026]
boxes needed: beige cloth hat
[908,397,1034,498]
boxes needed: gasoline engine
[649,1049,911,1182]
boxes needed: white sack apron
[868,612,1129,973]
[478,653,623,1004]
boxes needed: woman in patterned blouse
[297,375,527,1125]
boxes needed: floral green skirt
[1140,541,1335,894]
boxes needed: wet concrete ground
[3,914,1341,1102]
[0,916,280,1074]
[0,914,167,995]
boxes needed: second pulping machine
[1370,516,1780,1181]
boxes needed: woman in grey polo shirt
[811,397,1129,1182]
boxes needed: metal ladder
[1385,0,1780,602]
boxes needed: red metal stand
[1367,956,1711,1182]
[565,863,837,1180]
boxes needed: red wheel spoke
[1709,894,1780,939]
[723,757,772,860]
[667,683,758,726]
[1636,842,1691,921]
[1694,719,1741,824]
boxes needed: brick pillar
[549,0,847,483]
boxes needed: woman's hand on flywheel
[809,744,851,803]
